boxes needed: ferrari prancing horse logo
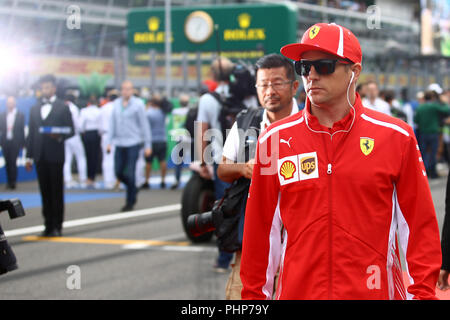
[309,25,320,39]
[360,137,375,156]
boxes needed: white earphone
[346,71,355,110]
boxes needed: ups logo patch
[300,156,316,175]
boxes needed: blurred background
[0,0,446,97]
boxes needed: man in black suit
[0,96,25,189]
[25,74,74,237]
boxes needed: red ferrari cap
[281,23,362,64]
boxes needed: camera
[0,198,26,275]
[187,202,223,237]
[187,178,250,237]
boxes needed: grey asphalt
[0,169,448,300]
[0,171,228,300]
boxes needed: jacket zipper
[326,137,333,299]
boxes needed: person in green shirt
[414,90,450,179]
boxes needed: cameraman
[196,57,235,272]
[217,54,299,299]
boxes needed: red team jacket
[240,94,442,300]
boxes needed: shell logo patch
[360,137,375,156]
[309,25,320,39]
[278,155,299,186]
[280,160,297,180]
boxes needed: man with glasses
[240,23,441,300]
[218,53,299,299]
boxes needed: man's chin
[265,103,283,113]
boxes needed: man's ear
[292,79,300,95]
[351,63,362,83]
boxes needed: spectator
[399,87,416,129]
[356,81,368,99]
[79,95,101,188]
[0,96,25,190]
[142,94,168,189]
[169,93,191,190]
[196,57,235,273]
[416,91,425,105]
[362,80,391,115]
[63,93,87,189]
[414,90,450,179]
[106,80,152,212]
[99,89,119,189]
[383,90,407,123]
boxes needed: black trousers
[81,130,101,180]
[2,140,20,187]
[35,161,64,233]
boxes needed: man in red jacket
[240,22,442,300]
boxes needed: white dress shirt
[362,97,391,116]
[6,108,17,140]
[40,95,56,120]
[79,105,101,132]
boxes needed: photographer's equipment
[187,177,250,252]
[0,199,26,275]
[181,107,262,247]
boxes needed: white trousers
[135,148,146,187]
[101,134,116,189]
[64,135,87,184]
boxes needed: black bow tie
[42,98,51,105]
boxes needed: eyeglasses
[255,80,293,91]
[295,59,352,77]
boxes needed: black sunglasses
[294,59,352,77]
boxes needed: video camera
[0,199,26,275]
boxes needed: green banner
[127,3,297,60]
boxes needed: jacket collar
[303,92,363,136]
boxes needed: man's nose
[307,65,320,79]
[263,84,278,96]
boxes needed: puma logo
[280,137,292,148]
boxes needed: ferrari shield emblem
[360,137,374,156]
[309,25,320,39]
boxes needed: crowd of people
[0,76,198,208]
[356,80,450,179]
